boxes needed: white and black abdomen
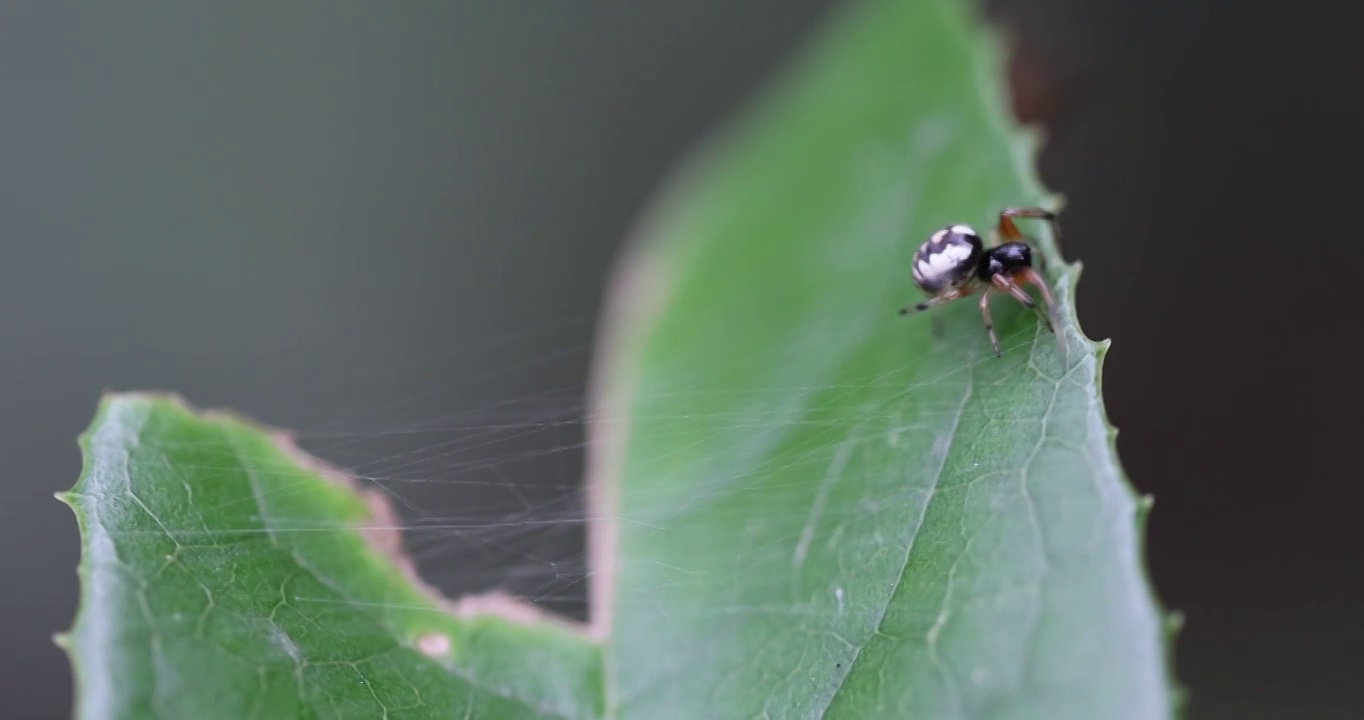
[911,224,983,295]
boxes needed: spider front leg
[991,272,1066,358]
[997,206,1062,249]
[978,291,1001,357]
[1015,267,1066,358]
[989,274,1052,333]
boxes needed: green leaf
[587,0,1176,718]
[61,0,1175,718]
[59,394,603,720]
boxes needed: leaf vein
[815,372,975,718]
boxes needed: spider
[898,207,1063,357]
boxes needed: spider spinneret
[898,207,1063,358]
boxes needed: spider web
[203,303,1052,629]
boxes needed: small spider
[898,207,1063,357]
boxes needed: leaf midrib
[813,364,976,719]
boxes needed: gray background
[3,1,1359,718]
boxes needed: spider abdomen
[911,224,983,295]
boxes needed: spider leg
[901,288,967,341]
[898,287,966,316]
[990,273,1053,333]
[997,206,1062,248]
[978,291,1001,357]
[991,273,1068,359]
[1016,267,1066,359]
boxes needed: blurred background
[3,1,1359,718]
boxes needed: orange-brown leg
[1016,267,1065,358]
[1017,268,1057,319]
[989,273,1052,333]
[990,272,1064,358]
[978,291,1001,357]
[997,206,1062,248]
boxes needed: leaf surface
[589,1,1174,718]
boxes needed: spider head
[978,241,1034,281]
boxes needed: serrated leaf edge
[966,3,1186,714]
